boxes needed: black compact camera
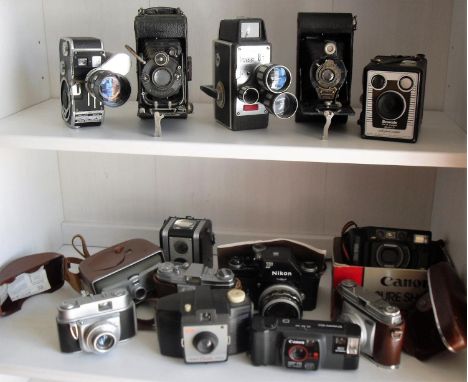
[128,7,192,136]
[156,286,252,363]
[60,37,131,127]
[201,18,298,131]
[360,54,427,143]
[250,316,360,370]
[159,216,215,267]
[227,245,322,318]
[341,222,442,269]
[56,289,136,354]
[296,13,356,138]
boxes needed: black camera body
[156,286,252,363]
[250,316,360,370]
[342,226,438,269]
[201,18,298,130]
[133,7,192,121]
[59,37,131,128]
[360,55,427,143]
[296,13,356,124]
[227,245,322,318]
[159,216,215,267]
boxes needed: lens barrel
[261,92,298,119]
[238,86,260,104]
[86,70,131,108]
[258,284,303,319]
[256,64,292,93]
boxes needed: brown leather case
[404,261,467,360]
[0,252,64,316]
[373,320,405,367]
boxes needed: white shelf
[0,245,465,382]
[0,99,465,168]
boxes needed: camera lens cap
[227,289,245,304]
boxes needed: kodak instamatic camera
[156,286,252,363]
[201,18,298,130]
[153,261,235,297]
[159,217,215,267]
[59,37,131,127]
[250,316,361,370]
[334,279,405,368]
[78,239,164,303]
[56,289,136,354]
[360,54,427,143]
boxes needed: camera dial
[228,256,244,269]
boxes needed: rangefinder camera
[227,245,322,318]
[201,18,298,130]
[341,225,439,269]
[360,54,427,143]
[78,238,164,303]
[334,279,405,368]
[250,316,360,370]
[159,216,215,267]
[153,261,235,297]
[56,289,136,354]
[60,37,131,127]
[156,286,252,363]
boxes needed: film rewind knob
[227,289,245,304]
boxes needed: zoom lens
[193,331,218,354]
[261,92,298,119]
[376,91,406,120]
[256,64,292,93]
[258,284,303,319]
[87,70,131,107]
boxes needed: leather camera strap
[63,234,91,293]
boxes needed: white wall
[43,0,453,110]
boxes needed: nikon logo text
[272,270,292,277]
[380,277,428,288]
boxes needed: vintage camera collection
[59,8,428,143]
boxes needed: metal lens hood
[261,92,298,119]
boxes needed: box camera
[67,237,164,303]
[341,223,442,269]
[296,13,356,138]
[59,37,131,128]
[334,279,405,368]
[360,54,427,143]
[250,316,360,370]
[156,286,252,363]
[56,289,136,354]
[159,216,215,267]
[200,18,298,131]
[128,7,192,136]
[226,244,323,318]
[153,261,235,297]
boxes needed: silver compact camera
[56,289,136,354]
[155,262,235,294]
[334,279,405,368]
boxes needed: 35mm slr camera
[201,18,298,130]
[156,286,252,363]
[159,216,215,267]
[56,289,136,354]
[341,223,439,269]
[250,316,361,370]
[60,37,131,127]
[127,7,192,136]
[227,245,322,318]
[334,280,405,368]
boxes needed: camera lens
[375,244,410,268]
[320,68,335,83]
[259,284,303,319]
[371,74,386,90]
[376,91,406,120]
[193,331,218,354]
[174,240,189,255]
[152,68,172,87]
[288,345,308,362]
[129,275,147,301]
[95,333,116,352]
[256,64,292,93]
[262,92,298,119]
[87,70,131,108]
[238,86,259,104]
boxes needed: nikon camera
[250,316,361,371]
[60,37,131,127]
[129,7,192,135]
[156,286,252,363]
[56,289,136,354]
[201,18,298,130]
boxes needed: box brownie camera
[360,54,427,143]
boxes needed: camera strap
[63,234,91,293]
[341,221,358,264]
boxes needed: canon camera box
[332,237,430,309]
